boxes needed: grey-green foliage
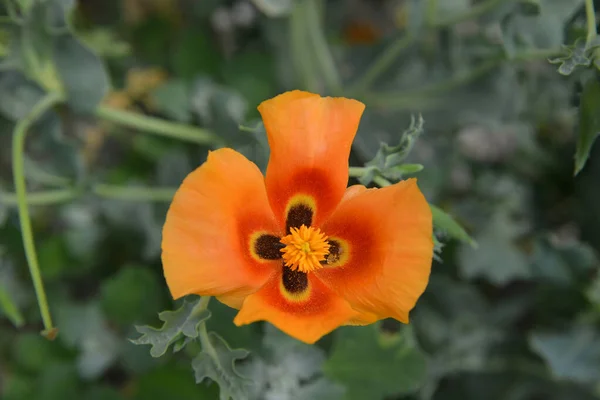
[359,115,425,185]
[530,325,600,385]
[131,298,211,358]
[0,0,109,114]
[191,332,250,400]
[549,38,600,76]
[240,324,345,400]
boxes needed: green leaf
[430,204,477,248]
[100,265,164,326]
[152,79,192,123]
[393,163,424,175]
[458,210,530,285]
[131,297,211,357]
[323,324,427,400]
[151,79,191,123]
[0,71,45,120]
[575,78,600,175]
[0,258,26,328]
[548,38,595,76]
[530,325,600,385]
[0,284,23,327]
[52,34,109,113]
[192,332,250,400]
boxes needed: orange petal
[162,148,280,303]
[234,268,358,344]
[316,178,434,323]
[258,90,365,229]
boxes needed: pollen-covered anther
[280,225,331,273]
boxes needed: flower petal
[258,90,365,229]
[316,178,434,322]
[162,148,280,303]
[234,267,358,344]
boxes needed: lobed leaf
[131,298,211,358]
[238,324,344,400]
[192,332,250,400]
[548,39,595,76]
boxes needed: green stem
[349,167,392,187]
[366,48,561,110]
[95,105,220,146]
[348,34,416,95]
[348,166,366,178]
[425,0,438,27]
[12,91,62,340]
[92,184,176,202]
[305,0,342,95]
[290,2,320,92]
[0,189,79,206]
[1,185,178,207]
[349,0,510,95]
[586,0,598,46]
[433,0,508,28]
[373,176,392,187]
[196,297,218,358]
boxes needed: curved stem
[305,0,342,95]
[95,105,221,146]
[433,0,507,28]
[349,0,510,95]
[348,34,416,95]
[1,185,178,207]
[290,2,320,92]
[586,0,598,46]
[12,91,62,340]
[92,184,176,202]
[366,48,561,110]
[0,188,79,206]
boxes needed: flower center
[280,225,330,273]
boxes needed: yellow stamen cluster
[280,225,330,273]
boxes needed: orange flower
[161,91,434,344]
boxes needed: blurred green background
[1,0,600,399]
